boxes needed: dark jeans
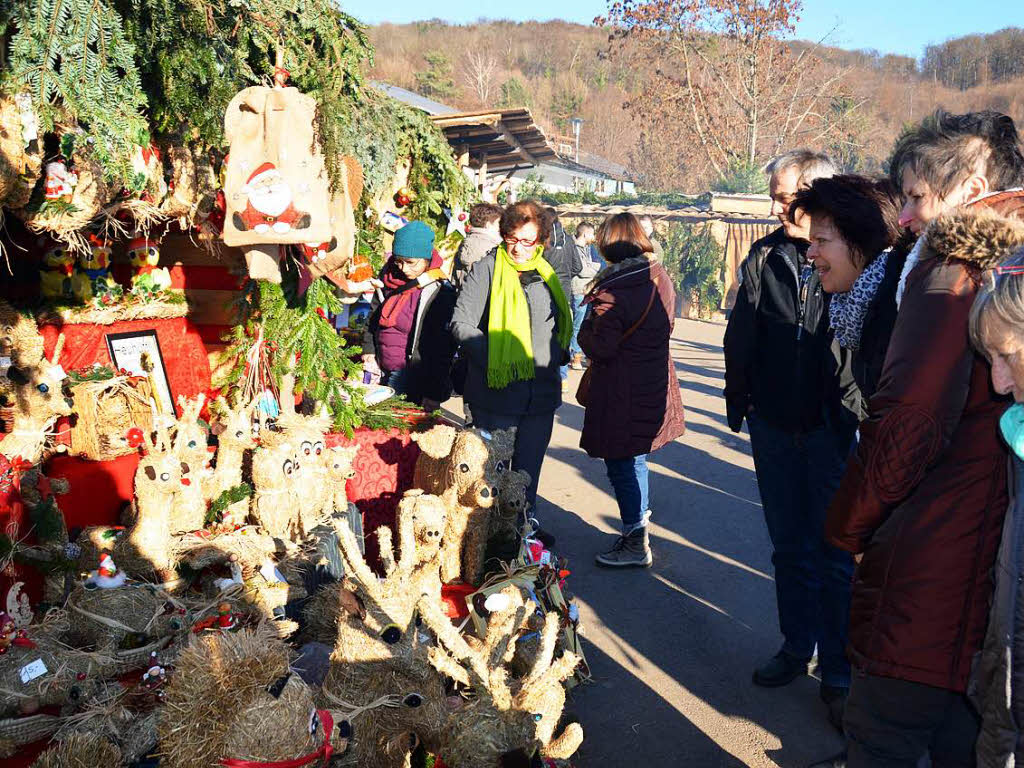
[467,406,556,512]
[747,412,854,688]
[605,455,649,531]
[845,673,980,768]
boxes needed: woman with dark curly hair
[450,199,573,521]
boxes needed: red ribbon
[220,710,334,768]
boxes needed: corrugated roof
[431,109,557,170]
[371,81,458,116]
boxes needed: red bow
[219,710,334,767]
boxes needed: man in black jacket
[723,150,855,731]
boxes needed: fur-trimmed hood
[923,197,1024,270]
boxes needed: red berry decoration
[126,427,144,448]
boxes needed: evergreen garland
[6,0,150,184]
[206,482,251,526]
[218,259,408,437]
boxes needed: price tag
[19,658,48,684]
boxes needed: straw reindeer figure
[306,493,444,661]
[324,444,359,517]
[274,373,332,535]
[167,393,209,532]
[77,416,182,581]
[411,425,518,585]
[250,374,329,542]
[0,332,72,464]
[206,395,258,526]
[317,493,450,768]
[419,586,584,766]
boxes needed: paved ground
[452,318,845,767]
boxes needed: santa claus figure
[43,157,77,202]
[234,162,311,235]
[86,552,127,589]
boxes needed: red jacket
[825,193,1024,692]
[578,256,685,459]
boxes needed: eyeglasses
[504,236,539,248]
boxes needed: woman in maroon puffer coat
[578,213,685,568]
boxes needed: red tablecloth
[328,427,421,570]
[39,315,212,416]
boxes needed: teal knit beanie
[393,221,435,260]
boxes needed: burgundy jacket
[578,256,685,459]
[825,193,1024,692]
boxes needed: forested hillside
[366,20,1024,191]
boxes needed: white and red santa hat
[247,162,280,187]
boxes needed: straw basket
[68,376,154,461]
[0,713,62,752]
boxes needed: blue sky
[346,0,1023,58]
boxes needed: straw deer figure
[77,416,182,581]
[250,374,330,542]
[0,331,72,464]
[317,492,450,768]
[410,425,517,585]
[206,395,258,526]
[168,394,209,533]
[274,373,332,536]
[324,444,359,518]
[418,586,584,766]
[306,493,443,663]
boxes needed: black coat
[723,227,834,434]
[363,278,457,405]
[824,245,910,429]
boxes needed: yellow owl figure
[126,236,172,294]
[74,235,118,301]
[39,244,76,301]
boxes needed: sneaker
[820,684,848,734]
[570,354,585,371]
[752,649,811,687]
[807,751,846,768]
[595,527,652,568]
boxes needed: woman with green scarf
[451,199,573,520]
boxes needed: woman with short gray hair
[969,246,1024,768]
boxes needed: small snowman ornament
[86,552,127,589]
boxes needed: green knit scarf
[487,244,572,389]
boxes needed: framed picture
[105,329,174,414]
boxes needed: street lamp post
[569,117,584,164]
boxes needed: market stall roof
[430,109,558,171]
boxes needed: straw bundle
[21,152,108,250]
[68,376,154,461]
[29,729,122,768]
[158,625,336,768]
[36,294,189,327]
[0,95,41,211]
[172,527,278,572]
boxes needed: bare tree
[463,51,499,105]
[600,0,850,186]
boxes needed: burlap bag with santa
[222,85,333,248]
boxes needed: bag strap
[619,275,659,345]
